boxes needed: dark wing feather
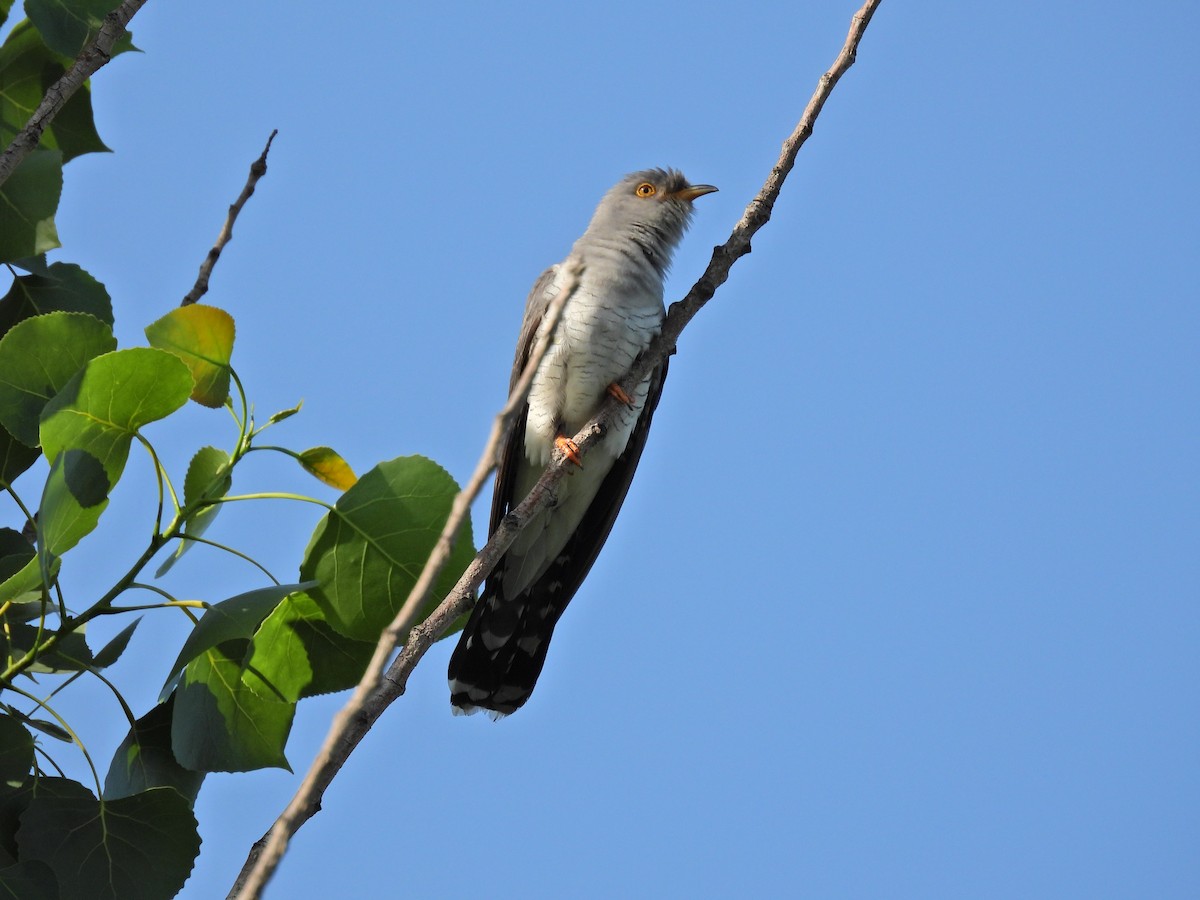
[515,359,669,608]
[449,359,668,715]
[487,265,557,533]
[507,266,558,395]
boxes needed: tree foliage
[0,5,475,897]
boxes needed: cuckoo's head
[583,168,717,274]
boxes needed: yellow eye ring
[635,182,657,198]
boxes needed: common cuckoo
[448,168,717,716]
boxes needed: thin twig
[230,262,584,900]
[182,131,278,306]
[0,0,149,187]
[231,1,882,894]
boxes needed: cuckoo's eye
[635,182,657,198]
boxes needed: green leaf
[144,304,235,408]
[0,262,113,339]
[103,696,204,805]
[0,714,34,782]
[0,424,40,485]
[25,0,127,58]
[0,1,13,30]
[0,22,53,145]
[171,639,295,773]
[0,779,32,866]
[1,600,47,623]
[0,622,92,674]
[158,582,314,701]
[0,860,59,899]
[0,21,108,162]
[297,445,357,490]
[182,446,232,510]
[0,311,116,446]
[0,496,48,604]
[0,529,40,615]
[10,255,48,275]
[0,553,57,606]
[155,445,232,576]
[300,456,475,642]
[245,591,375,701]
[162,587,317,774]
[35,627,93,671]
[35,346,189,561]
[0,599,47,622]
[38,72,109,162]
[23,717,70,741]
[0,526,34,584]
[0,149,61,262]
[16,780,199,900]
[37,447,109,557]
[265,401,302,426]
[92,617,138,668]
[40,347,193,483]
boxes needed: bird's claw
[607,383,634,406]
[554,435,583,468]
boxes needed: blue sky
[11,0,1198,897]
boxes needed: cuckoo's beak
[672,184,718,202]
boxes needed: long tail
[447,585,563,717]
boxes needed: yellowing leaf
[298,446,357,490]
[144,304,235,408]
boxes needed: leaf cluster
[0,5,476,898]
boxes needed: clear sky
[10,0,1198,897]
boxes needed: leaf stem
[215,492,333,510]
[97,599,208,615]
[8,682,103,797]
[168,533,281,584]
[2,483,36,532]
[230,368,252,456]
[137,433,179,534]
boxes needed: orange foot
[554,434,582,467]
[607,383,633,406]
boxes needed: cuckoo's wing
[488,264,558,535]
[507,265,559,395]
[511,358,669,609]
[452,359,668,715]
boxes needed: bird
[447,168,717,717]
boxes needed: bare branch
[182,131,278,306]
[628,0,883,393]
[231,1,882,895]
[0,0,150,187]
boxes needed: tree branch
[229,261,584,900]
[182,130,278,306]
[230,1,882,895]
[0,0,150,187]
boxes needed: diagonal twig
[182,130,278,306]
[229,261,584,900]
[0,0,150,187]
[231,1,882,895]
